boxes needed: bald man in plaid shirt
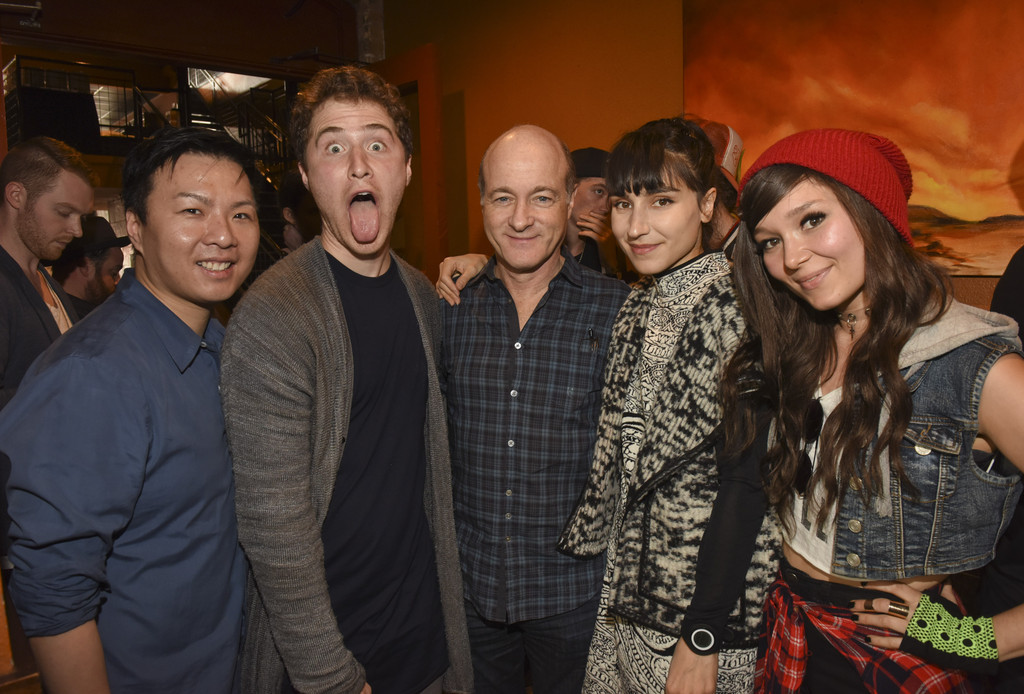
[441,125,628,694]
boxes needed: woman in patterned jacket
[559,117,779,694]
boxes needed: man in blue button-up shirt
[442,125,628,693]
[0,127,261,694]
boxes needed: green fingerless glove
[899,593,998,675]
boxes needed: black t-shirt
[318,256,447,693]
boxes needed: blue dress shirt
[0,270,244,693]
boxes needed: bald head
[478,125,578,280]
[478,125,575,201]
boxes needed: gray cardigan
[221,240,473,694]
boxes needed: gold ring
[887,601,911,619]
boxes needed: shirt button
[848,519,863,533]
[510,389,518,398]
[514,342,522,350]
[506,536,512,542]
[846,552,861,568]
[507,439,515,447]
[505,489,512,496]
[200,340,208,349]
[505,512,512,519]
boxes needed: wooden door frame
[372,43,446,277]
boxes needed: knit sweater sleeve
[221,253,365,694]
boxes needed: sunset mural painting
[683,0,1024,275]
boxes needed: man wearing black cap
[565,147,613,274]
[49,214,129,316]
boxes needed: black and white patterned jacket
[559,260,779,646]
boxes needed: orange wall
[384,0,685,256]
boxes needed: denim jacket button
[848,519,863,533]
[846,552,861,568]
[914,444,931,456]
[849,476,863,491]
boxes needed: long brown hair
[722,165,951,530]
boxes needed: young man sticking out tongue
[220,66,472,694]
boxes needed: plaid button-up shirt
[442,252,629,622]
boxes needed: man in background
[689,116,744,251]
[0,136,93,409]
[278,170,322,251]
[563,147,613,274]
[48,214,128,316]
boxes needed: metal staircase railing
[3,54,292,279]
[236,99,290,181]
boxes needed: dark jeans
[464,595,599,694]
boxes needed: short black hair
[122,127,261,224]
[606,118,717,200]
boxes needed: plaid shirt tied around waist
[758,570,978,694]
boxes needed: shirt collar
[117,269,224,373]
[471,246,584,290]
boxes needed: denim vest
[831,334,1023,580]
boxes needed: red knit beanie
[740,129,914,244]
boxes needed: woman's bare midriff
[783,543,946,593]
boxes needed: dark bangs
[607,118,715,197]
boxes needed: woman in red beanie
[722,129,1024,692]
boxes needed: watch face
[691,627,715,652]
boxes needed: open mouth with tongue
[349,191,380,243]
